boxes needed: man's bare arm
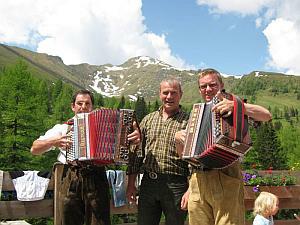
[244,103,272,122]
[31,135,71,155]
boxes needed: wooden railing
[0,165,137,224]
[1,167,300,225]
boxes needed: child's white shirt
[253,214,274,225]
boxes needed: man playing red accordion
[31,89,140,225]
[175,69,272,225]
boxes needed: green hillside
[1,43,300,116]
[256,91,300,109]
[0,44,85,89]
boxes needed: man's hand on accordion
[175,130,186,157]
[127,121,141,145]
[51,134,73,151]
[212,92,234,117]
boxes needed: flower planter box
[244,185,300,210]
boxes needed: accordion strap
[232,95,245,143]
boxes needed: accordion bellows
[66,108,136,165]
[182,93,252,169]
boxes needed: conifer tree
[135,96,148,122]
[94,93,104,108]
[251,121,288,170]
[124,99,132,109]
[105,96,118,109]
[147,101,151,113]
[273,106,280,119]
[51,84,74,123]
[149,99,160,113]
[117,95,126,109]
[51,79,63,102]
[0,61,47,170]
[284,106,290,121]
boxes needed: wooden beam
[0,200,53,220]
[53,163,64,225]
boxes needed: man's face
[159,81,182,113]
[198,73,224,102]
[71,94,93,114]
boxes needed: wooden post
[54,163,64,225]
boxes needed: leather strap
[232,95,245,142]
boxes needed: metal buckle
[148,171,158,179]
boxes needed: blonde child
[253,191,279,225]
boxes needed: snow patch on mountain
[134,56,172,69]
[89,70,121,97]
[254,71,268,77]
[128,94,138,101]
[104,65,126,72]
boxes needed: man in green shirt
[126,78,189,225]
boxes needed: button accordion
[66,108,137,165]
[182,92,252,169]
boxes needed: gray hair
[159,77,182,94]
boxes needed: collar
[158,105,182,118]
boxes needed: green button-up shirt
[127,107,190,177]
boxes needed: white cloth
[11,171,50,201]
[37,123,69,164]
[253,214,274,225]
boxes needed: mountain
[1,43,300,111]
[71,56,198,101]
[0,44,199,103]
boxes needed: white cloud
[0,0,192,69]
[196,0,300,75]
[0,0,44,45]
[196,0,273,16]
[255,18,262,28]
[263,18,300,75]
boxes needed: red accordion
[182,92,252,169]
[66,108,137,165]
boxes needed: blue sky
[142,0,268,75]
[0,0,300,76]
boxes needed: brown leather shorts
[59,165,111,225]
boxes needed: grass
[255,91,300,110]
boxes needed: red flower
[267,166,273,174]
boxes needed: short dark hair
[72,89,94,105]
